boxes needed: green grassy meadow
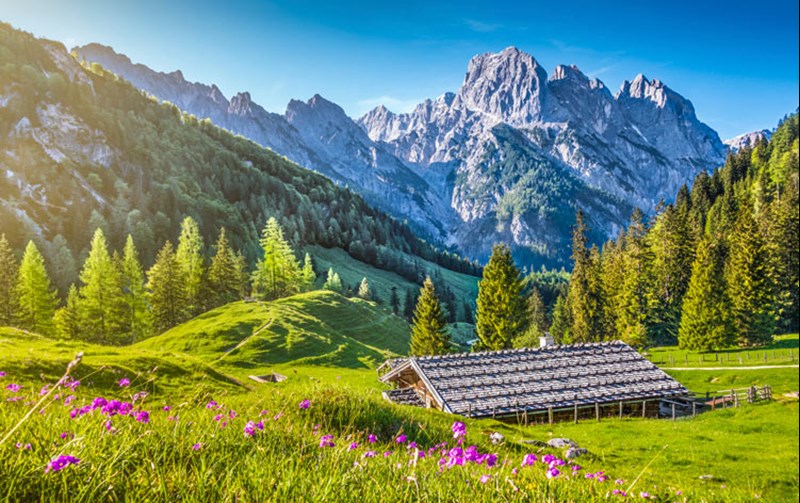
[1,293,798,502]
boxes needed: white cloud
[464,19,503,33]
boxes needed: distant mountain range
[74,44,733,266]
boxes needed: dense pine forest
[0,23,480,296]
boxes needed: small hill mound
[0,327,242,393]
[134,291,410,369]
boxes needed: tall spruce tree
[0,234,19,325]
[251,218,300,300]
[403,288,416,321]
[678,236,734,350]
[566,212,604,343]
[322,268,343,292]
[78,229,120,343]
[389,287,400,316]
[147,241,189,332]
[549,292,572,342]
[410,277,450,356]
[615,209,653,348]
[475,243,526,350]
[526,287,548,334]
[726,201,776,346]
[207,228,241,308]
[15,241,57,335]
[120,235,151,341]
[176,217,205,316]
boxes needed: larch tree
[0,234,19,325]
[678,236,735,350]
[300,253,317,292]
[54,284,82,340]
[15,241,58,335]
[120,235,151,341]
[176,217,205,316]
[322,268,343,293]
[251,218,300,300]
[410,276,450,356]
[147,241,189,332]
[475,243,526,350]
[357,277,371,299]
[78,229,120,343]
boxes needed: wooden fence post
[619,400,623,419]
[641,400,646,418]
[595,403,600,421]
[574,403,578,424]
[671,403,676,420]
[692,401,696,417]
[548,407,553,425]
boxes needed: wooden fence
[652,350,796,365]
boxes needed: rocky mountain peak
[228,91,253,115]
[456,46,553,125]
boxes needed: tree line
[409,113,798,354]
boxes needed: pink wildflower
[348,442,359,451]
[45,454,80,473]
[134,410,150,424]
[362,451,377,458]
[319,435,335,448]
[546,467,561,479]
[480,474,492,484]
[522,453,538,466]
[6,383,21,393]
[298,399,311,409]
[191,443,203,450]
[118,378,130,387]
[395,434,407,444]
[367,434,377,443]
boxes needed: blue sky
[2,0,798,138]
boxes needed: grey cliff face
[75,44,728,266]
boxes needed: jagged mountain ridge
[724,129,773,151]
[73,43,451,241]
[74,44,728,266]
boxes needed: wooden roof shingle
[380,341,688,417]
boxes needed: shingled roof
[379,341,688,418]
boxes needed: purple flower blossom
[298,399,311,409]
[0,371,6,377]
[244,421,258,437]
[383,451,393,457]
[451,421,467,439]
[362,451,377,458]
[64,395,76,406]
[191,443,203,450]
[15,442,32,450]
[118,378,130,387]
[59,432,73,440]
[484,453,498,467]
[101,400,122,416]
[480,474,492,484]
[228,410,237,419]
[119,402,133,416]
[205,400,218,409]
[522,453,538,466]
[259,409,269,416]
[6,383,21,393]
[542,454,556,464]
[273,412,284,421]
[45,454,80,473]
[104,420,114,431]
[319,435,335,448]
[39,385,51,396]
[134,410,150,424]
[91,397,108,410]
[163,406,172,411]
[639,492,651,499]
[612,489,628,497]
[571,465,582,472]
[367,434,377,443]
[132,391,148,402]
[546,467,561,479]
[213,414,223,422]
[348,442,359,451]
[65,379,80,391]
[7,396,23,402]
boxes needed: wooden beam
[595,402,600,421]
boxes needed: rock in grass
[547,438,577,448]
[564,447,587,459]
[521,439,547,447]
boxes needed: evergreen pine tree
[147,241,189,332]
[389,286,400,316]
[357,277,371,299]
[726,201,776,346]
[566,212,604,343]
[410,277,450,356]
[120,235,151,341]
[615,210,653,348]
[251,218,300,300]
[549,292,572,343]
[403,288,415,321]
[54,284,82,339]
[15,241,57,335]
[462,301,474,324]
[207,228,240,308]
[0,234,19,326]
[526,287,548,334]
[475,243,526,350]
[78,229,120,343]
[678,236,735,350]
[300,253,316,292]
[176,217,205,316]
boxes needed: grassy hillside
[309,245,479,311]
[0,327,242,394]
[135,290,410,372]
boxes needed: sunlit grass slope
[134,290,410,371]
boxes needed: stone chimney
[539,332,555,348]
